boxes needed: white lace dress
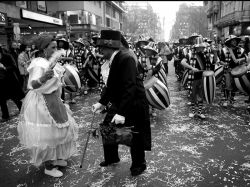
[17,57,78,167]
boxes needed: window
[113,9,116,18]
[106,17,111,27]
[99,1,101,8]
[96,15,102,26]
[106,4,111,16]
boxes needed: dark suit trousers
[102,132,145,166]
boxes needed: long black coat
[0,53,24,101]
[99,49,151,151]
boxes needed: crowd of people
[1,30,250,178]
[172,34,250,119]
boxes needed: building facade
[204,1,250,41]
[0,1,125,48]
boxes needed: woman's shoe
[52,160,67,167]
[44,168,63,177]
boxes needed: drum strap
[228,48,237,63]
[196,54,205,70]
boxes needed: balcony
[216,12,238,27]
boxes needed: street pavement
[1,60,250,187]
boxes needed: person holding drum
[92,30,151,176]
[219,35,246,107]
[181,37,208,119]
[143,41,165,117]
[56,38,77,104]
[17,33,78,178]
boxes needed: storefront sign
[0,12,7,26]
[37,1,47,12]
[21,9,63,25]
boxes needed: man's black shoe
[99,159,120,167]
[130,164,146,176]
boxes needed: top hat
[96,30,121,49]
[224,35,241,47]
[143,42,158,55]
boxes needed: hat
[188,34,201,45]
[96,30,121,49]
[224,35,241,47]
[75,38,90,46]
[121,34,129,49]
[194,36,207,48]
[57,38,68,43]
[135,40,149,48]
[143,42,158,55]
[32,33,55,50]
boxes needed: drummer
[142,41,163,117]
[181,36,208,119]
[219,35,246,107]
[56,38,76,104]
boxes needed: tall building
[204,1,250,41]
[170,3,208,41]
[0,1,125,48]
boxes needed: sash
[43,90,68,124]
[196,53,205,70]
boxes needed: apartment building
[204,1,250,41]
[0,1,125,47]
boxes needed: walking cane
[80,112,96,168]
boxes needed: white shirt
[101,50,119,85]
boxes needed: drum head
[231,65,247,77]
[203,70,214,77]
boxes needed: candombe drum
[143,76,170,110]
[214,65,224,85]
[231,64,250,94]
[181,69,190,88]
[63,64,81,92]
[202,70,216,104]
[156,67,168,86]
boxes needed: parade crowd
[1,29,250,178]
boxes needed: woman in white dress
[17,33,78,178]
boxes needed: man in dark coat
[0,47,24,122]
[92,30,151,176]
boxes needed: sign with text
[0,12,7,26]
[21,9,63,25]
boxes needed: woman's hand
[40,69,54,83]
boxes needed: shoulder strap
[228,48,237,63]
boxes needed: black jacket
[99,48,151,150]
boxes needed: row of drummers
[56,37,172,113]
[174,35,250,108]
